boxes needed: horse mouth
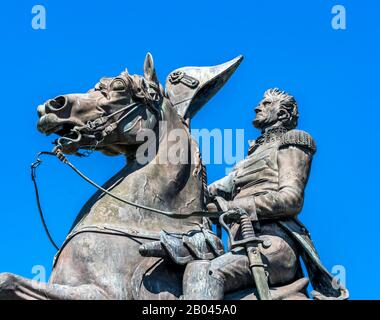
[37,114,79,136]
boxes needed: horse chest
[73,165,202,235]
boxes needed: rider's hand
[206,196,229,213]
[226,197,258,221]
[208,184,218,198]
[206,203,218,212]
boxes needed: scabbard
[246,242,272,300]
[219,209,272,299]
[239,210,272,300]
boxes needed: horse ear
[143,52,159,84]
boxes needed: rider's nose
[46,96,68,112]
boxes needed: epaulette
[279,130,316,154]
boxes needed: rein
[31,148,223,250]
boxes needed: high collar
[248,126,288,155]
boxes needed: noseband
[56,100,142,153]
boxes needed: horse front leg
[0,272,110,300]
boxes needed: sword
[219,207,272,300]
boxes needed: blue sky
[0,0,379,299]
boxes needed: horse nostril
[47,96,67,111]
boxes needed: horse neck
[72,99,204,234]
[124,99,202,204]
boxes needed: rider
[182,88,314,299]
[140,88,348,300]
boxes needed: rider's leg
[181,260,224,300]
[182,249,252,300]
[0,272,110,300]
[183,230,301,300]
[209,248,253,294]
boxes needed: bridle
[56,100,142,155]
[55,72,162,153]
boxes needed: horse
[0,53,244,300]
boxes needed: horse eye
[111,80,125,91]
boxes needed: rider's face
[253,98,280,130]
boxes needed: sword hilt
[219,208,271,250]
[240,213,255,239]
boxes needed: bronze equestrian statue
[0,54,348,300]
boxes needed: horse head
[37,53,165,157]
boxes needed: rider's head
[253,88,298,132]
